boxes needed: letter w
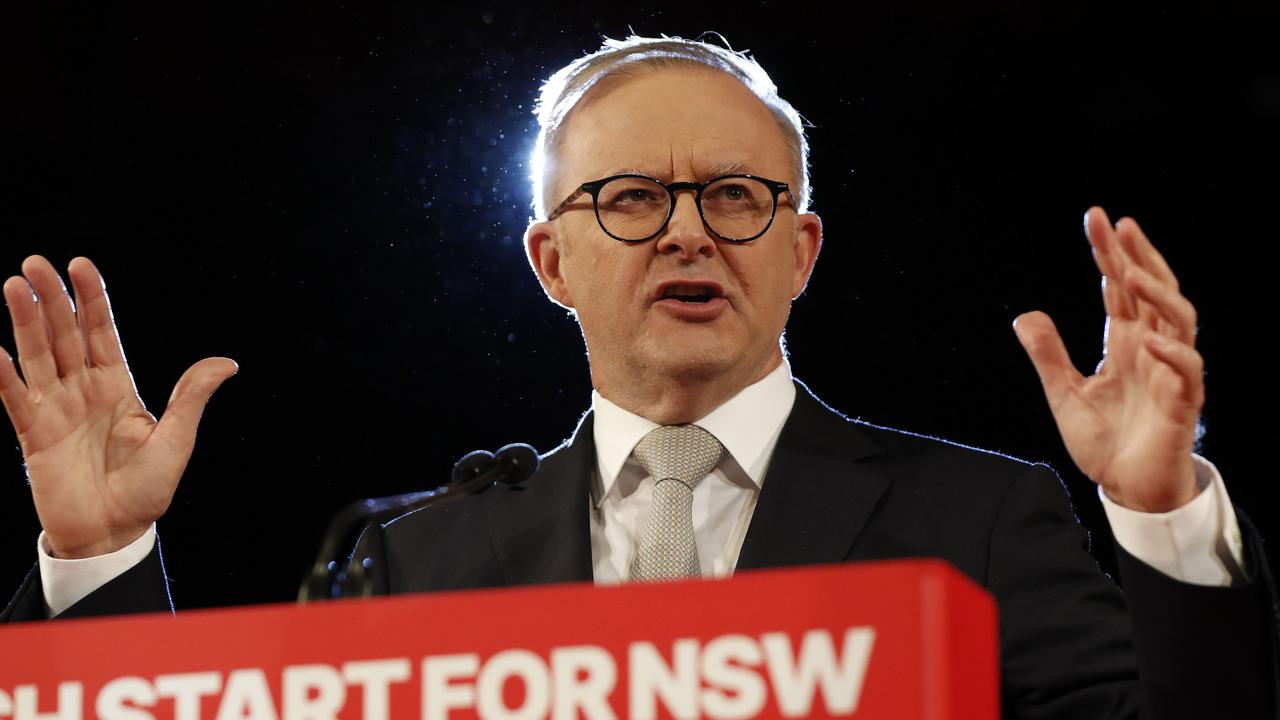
[761,628,875,717]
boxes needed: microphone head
[494,443,539,485]
[451,449,496,484]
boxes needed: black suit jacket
[6,379,1278,718]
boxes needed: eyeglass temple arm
[771,180,797,210]
[546,186,588,221]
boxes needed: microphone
[297,443,539,602]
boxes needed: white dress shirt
[38,359,1247,615]
[589,359,797,583]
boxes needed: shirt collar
[590,359,796,506]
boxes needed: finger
[3,275,61,391]
[1110,216,1177,335]
[1115,217,1178,288]
[1085,207,1121,278]
[1125,264,1197,346]
[22,256,87,378]
[1100,274,1127,326]
[1012,311,1086,411]
[1085,207,1136,320]
[151,357,238,458]
[1120,259,1161,336]
[1143,331,1205,414]
[0,346,35,434]
[66,257,126,369]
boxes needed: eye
[622,188,656,202]
[705,181,762,207]
[598,178,666,209]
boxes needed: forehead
[556,67,794,182]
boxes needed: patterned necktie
[628,424,726,581]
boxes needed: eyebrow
[603,161,756,180]
[704,160,753,178]
[607,167,664,178]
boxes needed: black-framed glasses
[545,173,796,243]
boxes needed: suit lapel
[481,378,890,583]
[482,410,596,585]
[736,379,891,571]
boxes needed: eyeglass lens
[595,177,775,241]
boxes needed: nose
[656,190,716,258]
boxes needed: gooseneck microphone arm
[297,443,539,603]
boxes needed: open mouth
[664,290,714,304]
[656,283,723,304]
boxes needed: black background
[3,1,1277,609]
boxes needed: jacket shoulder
[793,377,1058,493]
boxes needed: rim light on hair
[528,33,812,221]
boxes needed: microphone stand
[297,443,538,603]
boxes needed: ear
[790,211,824,299]
[525,219,575,309]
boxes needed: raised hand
[0,256,236,558]
[1013,207,1203,513]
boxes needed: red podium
[0,560,996,719]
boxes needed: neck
[594,348,784,424]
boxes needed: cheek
[564,255,634,317]
[733,250,798,306]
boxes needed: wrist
[46,527,151,559]
[1102,487,1197,514]
[1099,460,1200,513]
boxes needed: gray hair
[528,34,812,220]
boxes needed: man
[2,35,1277,717]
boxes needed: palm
[23,368,169,554]
[1015,208,1203,513]
[0,256,236,558]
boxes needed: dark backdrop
[4,2,1277,609]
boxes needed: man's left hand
[1014,206,1203,513]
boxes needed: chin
[648,349,740,382]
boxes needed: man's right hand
[0,256,236,559]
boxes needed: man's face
[526,67,822,400]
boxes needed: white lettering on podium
[5,624,880,718]
[421,654,478,720]
[628,639,699,720]
[216,669,278,720]
[700,634,766,719]
[762,628,876,717]
[342,659,410,720]
[13,683,82,720]
[476,650,549,720]
[155,672,221,720]
[417,646,620,720]
[96,677,157,720]
[551,646,616,720]
[282,665,345,720]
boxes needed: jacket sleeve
[1115,506,1279,718]
[0,540,172,623]
[987,462,1277,719]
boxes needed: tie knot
[632,424,725,490]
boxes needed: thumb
[153,357,239,453]
[1012,311,1080,411]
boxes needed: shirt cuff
[37,525,157,617]
[1099,454,1247,586]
